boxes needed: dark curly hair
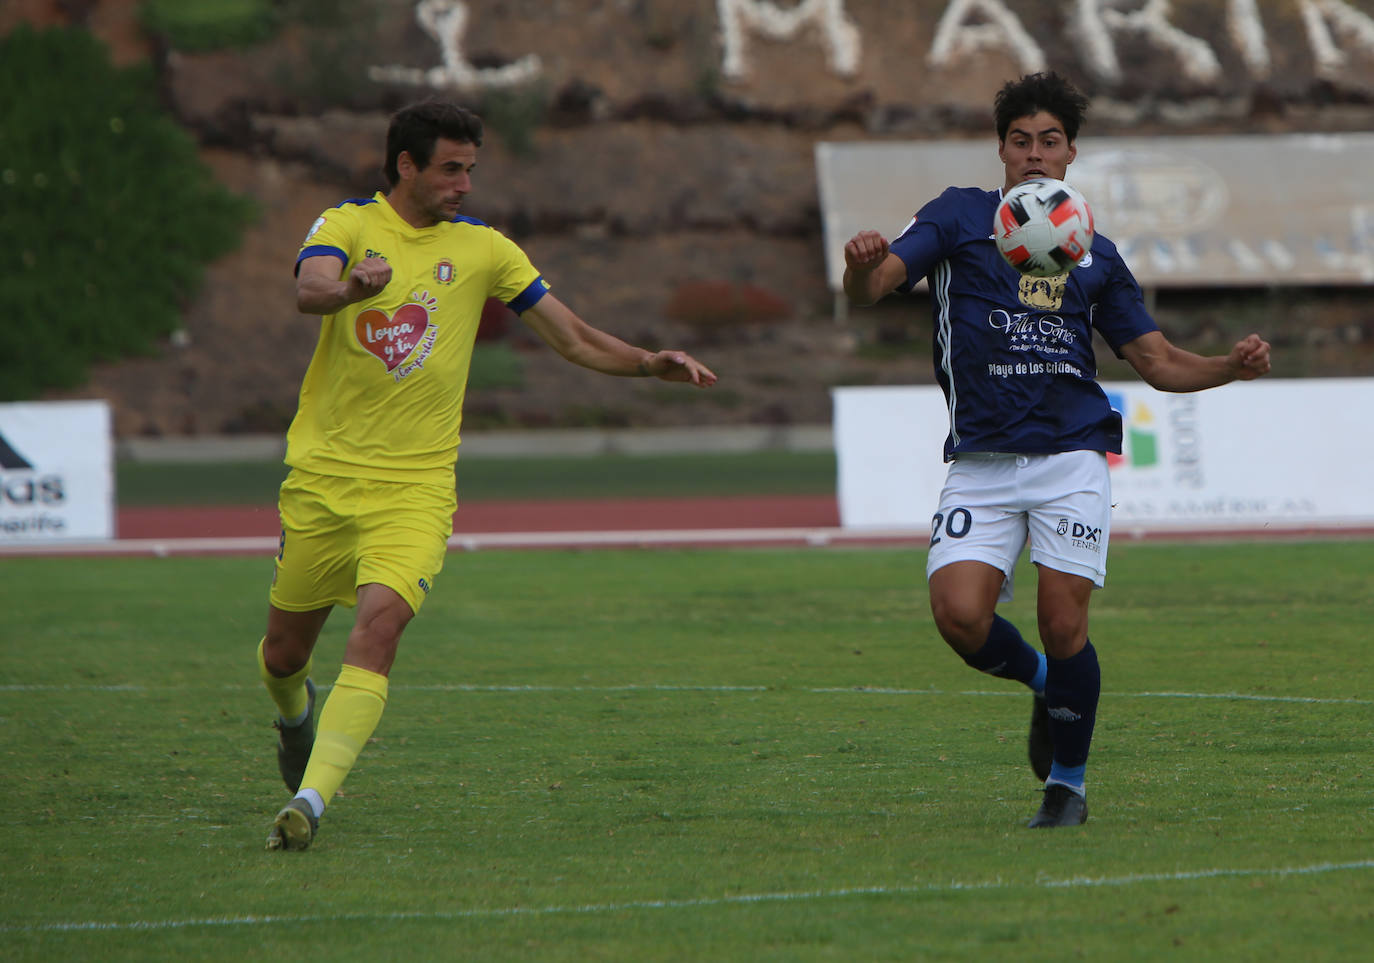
[384,101,484,187]
[993,72,1089,143]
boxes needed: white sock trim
[295,788,325,819]
[1044,779,1087,798]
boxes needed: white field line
[6,859,1373,934]
[6,521,1369,557]
[0,682,1368,705]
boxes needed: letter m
[717,0,861,78]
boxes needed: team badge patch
[434,259,455,284]
[1018,272,1068,311]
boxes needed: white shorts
[925,450,1111,603]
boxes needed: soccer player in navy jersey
[841,72,1271,828]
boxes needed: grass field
[3,539,1372,960]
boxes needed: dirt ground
[18,0,1374,438]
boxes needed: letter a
[928,0,1047,73]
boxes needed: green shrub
[467,343,525,391]
[0,25,254,401]
[273,0,387,110]
[139,0,279,52]
[479,81,551,158]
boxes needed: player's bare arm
[521,293,718,387]
[296,255,392,315]
[842,230,906,305]
[1120,330,1272,392]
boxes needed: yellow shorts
[270,469,455,616]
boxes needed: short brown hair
[384,101,484,187]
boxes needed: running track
[6,497,1366,557]
[115,494,842,539]
[5,494,927,556]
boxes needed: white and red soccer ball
[993,178,1095,278]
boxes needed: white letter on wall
[1074,0,1221,85]
[717,0,861,79]
[1300,0,1374,79]
[368,0,541,89]
[927,0,1047,73]
[1228,0,1271,78]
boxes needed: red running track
[116,494,842,540]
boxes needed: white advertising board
[0,401,114,541]
[816,133,1374,291]
[833,379,1374,535]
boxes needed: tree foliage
[0,25,254,401]
[139,0,279,52]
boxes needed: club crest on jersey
[1019,272,1068,310]
[434,259,456,284]
[355,290,440,382]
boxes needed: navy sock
[959,615,1047,694]
[1044,640,1100,790]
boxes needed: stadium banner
[832,379,1374,535]
[0,400,114,541]
[816,133,1374,293]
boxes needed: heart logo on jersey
[356,303,430,371]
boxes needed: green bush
[273,0,387,110]
[467,343,525,391]
[0,25,255,401]
[139,0,279,52]
[478,81,552,158]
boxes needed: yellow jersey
[286,192,547,485]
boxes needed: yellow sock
[257,638,312,721]
[299,663,389,807]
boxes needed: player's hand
[1228,333,1271,381]
[844,230,891,271]
[345,256,392,302]
[641,350,717,387]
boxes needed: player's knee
[930,598,990,654]
[1037,612,1087,659]
[357,606,409,648]
[343,621,405,677]
[263,626,318,675]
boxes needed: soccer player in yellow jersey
[261,101,716,851]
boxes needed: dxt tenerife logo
[1055,517,1103,554]
[1105,391,1158,470]
[0,429,67,535]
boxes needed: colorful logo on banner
[1106,391,1158,470]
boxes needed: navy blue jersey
[890,186,1158,461]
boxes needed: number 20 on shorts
[930,507,973,546]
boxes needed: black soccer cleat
[1028,783,1088,828]
[1028,694,1052,782]
[266,797,319,851]
[274,678,316,793]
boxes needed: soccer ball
[993,178,1094,277]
